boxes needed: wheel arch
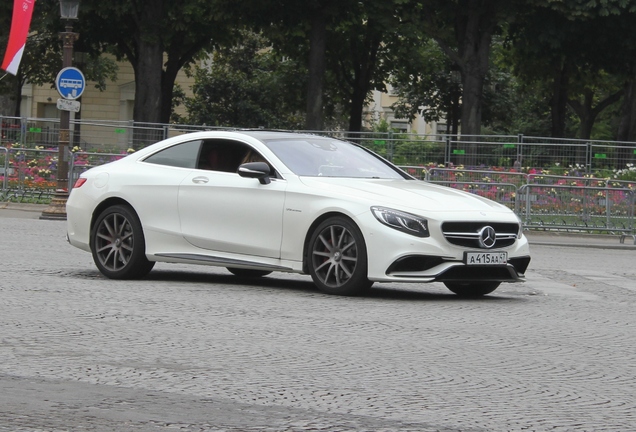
[89,198,155,279]
[90,198,138,242]
[302,211,364,274]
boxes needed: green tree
[507,3,627,139]
[218,0,401,132]
[216,0,356,130]
[389,37,462,136]
[77,0,233,129]
[412,0,528,139]
[184,32,306,129]
[480,42,554,136]
[327,0,406,133]
[567,71,623,140]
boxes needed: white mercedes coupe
[66,130,531,296]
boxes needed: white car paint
[66,130,530,295]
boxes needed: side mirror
[238,162,271,184]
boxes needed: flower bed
[2,147,636,233]
[0,144,133,203]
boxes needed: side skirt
[154,253,294,272]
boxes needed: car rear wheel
[308,216,373,296]
[91,205,155,279]
[444,281,500,297]
[227,268,272,278]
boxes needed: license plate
[465,251,508,265]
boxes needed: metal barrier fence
[3,115,636,171]
[2,115,636,239]
[426,168,636,241]
[517,184,635,235]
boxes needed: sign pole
[41,23,80,220]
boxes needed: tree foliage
[507,1,636,140]
[77,0,234,126]
[407,0,528,138]
[389,37,462,135]
[325,0,407,133]
[2,0,636,143]
[183,32,306,130]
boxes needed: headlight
[515,212,523,238]
[371,206,429,238]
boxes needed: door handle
[192,176,209,184]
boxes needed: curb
[527,240,636,250]
[0,202,49,212]
[525,231,636,250]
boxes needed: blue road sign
[55,67,85,100]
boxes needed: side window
[198,140,263,173]
[240,149,268,164]
[144,140,202,168]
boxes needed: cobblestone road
[0,217,635,431]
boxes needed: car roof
[232,130,332,141]
[131,130,341,160]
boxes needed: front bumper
[382,254,530,283]
[360,212,531,284]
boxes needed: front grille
[441,222,519,249]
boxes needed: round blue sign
[55,67,86,100]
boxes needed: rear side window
[143,140,202,168]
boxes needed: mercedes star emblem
[478,226,496,249]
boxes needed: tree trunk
[347,36,380,133]
[161,67,179,125]
[161,39,207,124]
[569,89,594,140]
[456,26,492,165]
[445,88,461,137]
[12,86,21,117]
[12,73,23,117]
[616,75,636,167]
[347,88,366,134]
[132,0,164,146]
[569,88,623,141]
[132,43,164,146]
[133,48,163,125]
[305,9,327,131]
[454,1,496,143]
[616,76,636,142]
[460,70,486,138]
[550,63,569,138]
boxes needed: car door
[136,139,203,237]
[177,140,286,259]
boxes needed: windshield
[263,138,409,179]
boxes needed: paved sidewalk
[1,202,635,249]
[0,202,48,219]
[524,230,636,249]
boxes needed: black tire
[444,281,500,297]
[307,216,373,296]
[227,268,272,278]
[91,205,155,279]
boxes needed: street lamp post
[40,0,80,220]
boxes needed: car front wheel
[91,205,155,279]
[444,281,501,297]
[308,216,373,296]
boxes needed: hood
[299,177,512,215]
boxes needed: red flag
[1,0,36,75]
